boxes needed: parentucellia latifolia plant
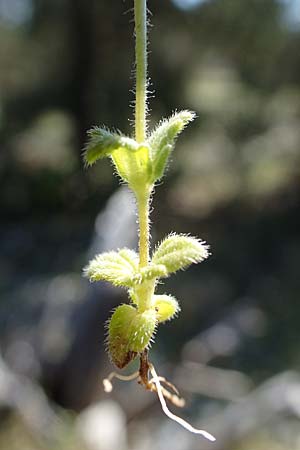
[83,0,215,442]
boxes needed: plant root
[102,350,216,441]
[103,370,140,392]
[149,363,216,441]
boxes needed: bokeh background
[1,0,300,449]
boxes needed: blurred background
[1,0,300,449]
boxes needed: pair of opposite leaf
[83,110,210,369]
[84,110,195,190]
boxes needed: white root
[149,364,216,442]
[103,370,140,392]
[103,363,216,442]
[148,375,180,396]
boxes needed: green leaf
[127,309,157,352]
[111,144,152,189]
[83,248,139,287]
[152,294,180,322]
[108,304,138,368]
[152,234,210,275]
[83,127,140,167]
[148,110,196,182]
[108,304,157,368]
[151,144,172,182]
[83,127,154,191]
[132,264,168,284]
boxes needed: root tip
[103,378,113,393]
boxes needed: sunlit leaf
[133,264,168,284]
[152,294,180,322]
[84,248,139,287]
[108,304,157,368]
[148,110,196,182]
[152,234,210,275]
[112,144,152,189]
[83,127,139,166]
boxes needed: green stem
[134,0,151,271]
[137,189,150,268]
[134,0,148,143]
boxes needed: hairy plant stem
[137,190,150,268]
[136,187,155,311]
[134,1,150,263]
[134,0,153,310]
[134,0,148,143]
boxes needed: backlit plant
[83,0,215,442]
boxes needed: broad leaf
[84,248,139,287]
[152,234,209,275]
[108,304,138,368]
[111,144,152,188]
[152,294,180,322]
[108,304,157,368]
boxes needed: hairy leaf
[108,304,157,368]
[133,264,168,284]
[108,304,138,368]
[148,110,196,182]
[152,234,209,275]
[83,127,140,166]
[112,144,152,189]
[84,248,139,287]
[152,294,180,322]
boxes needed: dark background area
[0,0,300,449]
